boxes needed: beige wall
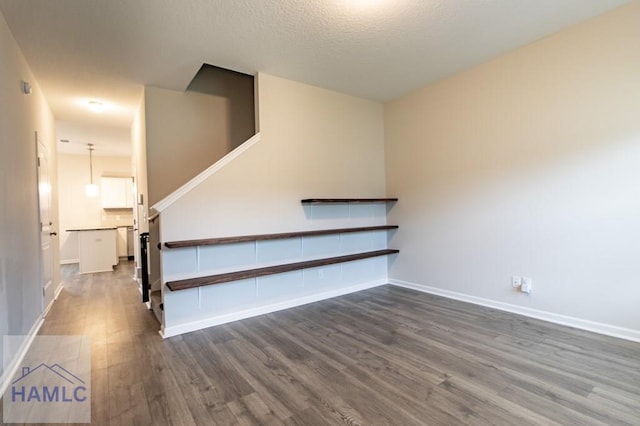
[385,2,640,332]
[131,96,147,279]
[131,97,147,231]
[161,73,386,241]
[132,90,161,292]
[58,154,132,263]
[0,10,58,378]
[145,86,235,206]
[187,64,256,151]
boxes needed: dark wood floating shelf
[164,225,399,249]
[166,249,399,291]
[301,198,398,204]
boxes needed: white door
[36,133,55,314]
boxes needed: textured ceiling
[0,0,630,155]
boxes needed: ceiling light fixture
[87,100,104,113]
[85,144,99,197]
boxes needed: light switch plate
[511,275,522,288]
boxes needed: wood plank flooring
[2,262,639,425]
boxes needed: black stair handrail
[140,232,150,303]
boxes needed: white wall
[57,154,132,263]
[385,2,640,337]
[0,10,58,382]
[159,73,388,336]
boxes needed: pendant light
[85,143,98,197]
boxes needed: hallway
[1,263,159,425]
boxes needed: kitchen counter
[67,227,117,232]
[67,228,118,273]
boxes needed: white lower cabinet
[76,229,118,274]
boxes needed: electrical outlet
[511,275,522,288]
[317,269,324,279]
[521,277,532,294]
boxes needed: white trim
[0,316,45,398]
[390,279,640,343]
[161,279,387,338]
[43,295,55,317]
[54,281,64,299]
[43,282,64,317]
[60,259,79,265]
[134,266,141,284]
[152,133,262,212]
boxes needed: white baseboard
[0,316,45,398]
[43,282,63,317]
[162,279,387,338]
[134,267,141,284]
[60,259,79,265]
[390,279,640,343]
[54,282,64,299]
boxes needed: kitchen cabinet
[68,228,118,274]
[101,177,133,209]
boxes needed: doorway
[36,132,56,313]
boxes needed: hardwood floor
[2,262,639,425]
